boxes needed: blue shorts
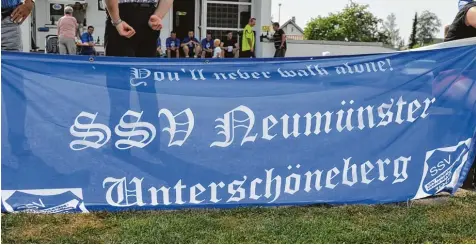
[459,0,472,10]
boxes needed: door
[173,0,195,39]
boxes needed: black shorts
[274,48,286,58]
[185,47,195,57]
[224,51,235,58]
[104,3,159,57]
[240,50,254,58]
[203,51,213,58]
[168,49,179,57]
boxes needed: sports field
[2,193,475,244]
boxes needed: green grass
[2,195,476,244]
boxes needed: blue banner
[2,44,476,213]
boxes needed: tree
[304,2,389,44]
[408,12,418,49]
[383,13,402,48]
[417,10,441,45]
[398,39,405,50]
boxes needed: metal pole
[278,3,282,23]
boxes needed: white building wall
[253,0,272,58]
[262,40,395,58]
[282,24,303,36]
[20,16,31,52]
[85,0,105,44]
[34,0,50,50]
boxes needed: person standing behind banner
[72,2,87,38]
[240,18,256,58]
[443,1,476,191]
[103,0,174,57]
[57,6,78,55]
[1,0,34,52]
[445,0,475,38]
[271,22,286,58]
[445,1,476,41]
[103,0,173,158]
[2,0,35,156]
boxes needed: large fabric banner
[2,44,476,213]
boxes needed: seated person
[445,1,476,41]
[212,39,222,58]
[156,37,163,57]
[181,30,201,58]
[201,32,214,58]
[222,31,239,58]
[79,26,95,55]
[166,31,181,58]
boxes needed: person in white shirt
[212,39,222,58]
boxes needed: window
[206,0,252,33]
[49,3,64,23]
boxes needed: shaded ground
[2,193,476,244]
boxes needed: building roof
[280,17,304,34]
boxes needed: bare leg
[183,46,189,57]
[195,46,201,58]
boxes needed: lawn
[2,194,476,244]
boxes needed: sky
[271,0,458,43]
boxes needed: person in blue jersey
[103,0,174,57]
[166,31,180,58]
[1,0,35,51]
[201,31,214,58]
[79,26,96,55]
[181,30,201,58]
